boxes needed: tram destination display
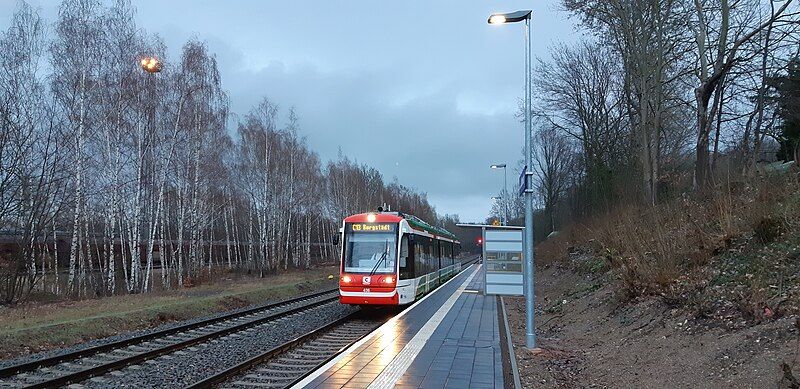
[346,223,396,233]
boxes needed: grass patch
[708,231,800,321]
[0,266,338,359]
[573,254,608,275]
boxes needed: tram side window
[424,237,433,274]
[428,239,439,273]
[423,237,431,274]
[443,242,452,267]
[400,235,412,279]
[437,241,444,269]
[442,241,448,268]
[440,242,447,268]
[449,242,454,267]
[428,239,435,271]
[414,237,423,277]
[414,236,430,277]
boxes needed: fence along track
[0,288,338,388]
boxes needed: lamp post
[490,164,508,226]
[488,10,536,349]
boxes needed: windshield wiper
[369,251,389,276]
[369,240,391,276]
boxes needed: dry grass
[541,171,800,305]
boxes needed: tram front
[338,213,401,305]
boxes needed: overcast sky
[0,1,581,222]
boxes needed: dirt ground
[0,265,338,359]
[505,263,800,388]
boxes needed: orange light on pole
[140,57,162,73]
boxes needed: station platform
[294,263,506,389]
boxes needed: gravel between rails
[80,302,357,388]
[0,288,336,372]
[214,309,396,389]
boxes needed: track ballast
[0,289,339,388]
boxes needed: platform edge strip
[366,265,480,388]
[290,261,479,389]
[500,296,522,389]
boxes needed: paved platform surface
[296,263,504,389]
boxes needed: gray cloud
[1,0,579,222]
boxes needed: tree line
[492,0,799,236]
[0,0,455,304]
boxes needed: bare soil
[505,263,800,388]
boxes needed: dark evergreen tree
[773,58,800,162]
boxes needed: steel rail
[0,288,337,386]
[0,288,337,379]
[20,294,339,389]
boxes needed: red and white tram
[337,211,463,306]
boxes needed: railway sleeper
[287,350,333,358]
[302,345,341,352]
[288,353,328,367]
[312,338,354,345]
[244,373,294,380]
[276,355,322,363]
[56,362,86,371]
[252,368,300,375]
[78,357,112,366]
[265,362,313,370]
[0,379,27,388]
[231,380,287,388]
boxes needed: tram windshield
[343,230,397,274]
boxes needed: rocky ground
[505,263,800,388]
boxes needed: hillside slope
[506,174,800,388]
[506,264,799,388]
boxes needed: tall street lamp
[488,10,536,349]
[490,164,508,226]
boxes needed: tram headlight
[341,275,353,284]
[367,213,376,223]
[382,276,395,284]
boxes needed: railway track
[187,260,479,389]
[186,309,391,389]
[0,288,339,389]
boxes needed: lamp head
[488,14,506,24]
[487,10,532,25]
[140,57,163,73]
